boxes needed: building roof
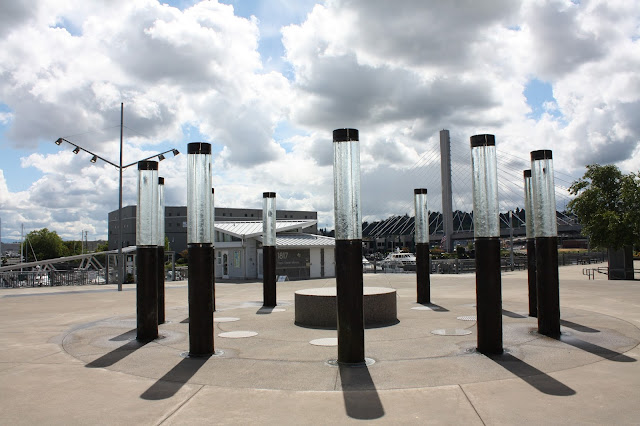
[257,233,335,248]
[215,220,317,239]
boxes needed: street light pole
[118,102,124,291]
[55,102,179,292]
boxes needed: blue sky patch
[523,78,563,121]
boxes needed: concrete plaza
[1,263,639,424]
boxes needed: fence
[0,270,106,289]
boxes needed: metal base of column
[475,238,503,355]
[336,239,365,364]
[416,243,431,304]
[136,246,158,342]
[188,243,214,357]
[527,238,537,317]
[263,245,277,307]
[157,246,165,324]
[536,236,560,337]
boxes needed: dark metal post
[333,128,365,364]
[414,188,430,303]
[470,134,503,355]
[157,177,165,324]
[118,102,124,291]
[262,192,277,307]
[531,150,560,337]
[523,170,537,317]
[136,160,159,341]
[187,142,214,356]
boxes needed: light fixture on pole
[90,155,98,163]
[73,147,80,154]
[158,154,165,161]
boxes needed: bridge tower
[440,129,454,252]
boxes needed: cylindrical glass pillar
[157,177,165,246]
[187,142,214,356]
[524,169,537,317]
[333,128,364,365]
[414,189,429,244]
[333,129,362,241]
[187,143,212,244]
[262,192,277,307]
[531,150,560,337]
[414,188,430,304]
[470,135,499,238]
[137,161,159,246]
[263,192,277,247]
[470,134,502,355]
[531,150,557,238]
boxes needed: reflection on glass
[333,139,362,240]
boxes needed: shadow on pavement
[141,355,209,400]
[560,320,600,333]
[419,303,449,312]
[557,334,636,362]
[86,330,148,368]
[488,353,576,396]
[502,309,527,318]
[338,363,385,420]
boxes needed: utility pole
[118,102,124,291]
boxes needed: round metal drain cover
[431,329,472,336]
[326,357,375,367]
[411,306,433,311]
[179,350,224,358]
[457,315,477,321]
[218,331,258,338]
[310,337,338,346]
[214,317,240,323]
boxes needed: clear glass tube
[263,193,276,247]
[523,170,534,239]
[531,151,557,237]
[187,144,212,244]
[137,161,158,246]
[333,130,362,241]
[157,178,165,246]
[414,189,429,244]
[470,136,499,238]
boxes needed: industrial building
[107,206,334,280]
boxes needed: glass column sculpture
[136,160,159,341]
[187,142,214,356]
[531,150,560,337]
[414,188,430,304]
[157,177,165,324]
[333,128,365,364]
[262,192,277,307]
[470,134,503,355]
[523,170,537,317]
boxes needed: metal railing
[1,270,107,289]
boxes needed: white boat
[380,249,416,270]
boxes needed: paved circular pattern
[214,317,241,322]
[457,315,477,321]
[218,331,258,338]
[326,357,376,367]
[309,337,338,346]
[431,328,473,336]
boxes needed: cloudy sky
[0,0,639,242]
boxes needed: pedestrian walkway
[1,263,638,424]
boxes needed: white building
[214,220,335,280]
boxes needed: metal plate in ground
[326,357,375,367]
[218,331,258,338]
[411,306,433,311]
[257,308,286,313]
[214,317,240,322]
[431,329,472,336]
[457,315,477,321]
[310,337,337,346]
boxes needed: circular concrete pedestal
[294,286,398,328]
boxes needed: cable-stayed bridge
[362,130,582,252]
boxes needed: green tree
[22,228,67,262]
[568,164,640,250]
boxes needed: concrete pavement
[1,262,639,424]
